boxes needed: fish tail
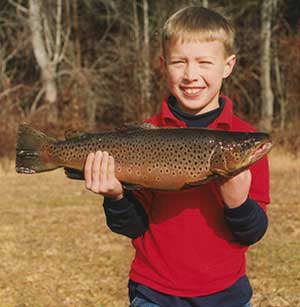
[16,123,59,174]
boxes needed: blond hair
[162,6,235,57]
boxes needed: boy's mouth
[181,87,205,97]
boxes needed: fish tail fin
[16,123,59,174]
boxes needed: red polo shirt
[129,95,270,297]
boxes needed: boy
[84,6,270,307]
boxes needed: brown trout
[16,123,273,190]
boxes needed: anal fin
[184,174,219,188]
[122,182,143,190]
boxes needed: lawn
[0,151,299,307]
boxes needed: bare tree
[28,0,69,122]
[132,0,152,121]
[272,0,287,130]
[260,0,274,131]
[142,0,152,119]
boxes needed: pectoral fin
[64,167,84,180]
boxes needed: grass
[247,151,300,307]
[0,151,299,307]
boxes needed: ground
[0,151,299,307]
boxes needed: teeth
[184,88,201,94]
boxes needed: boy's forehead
[162,25,233,58]
[165,38,227,58]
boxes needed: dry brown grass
[247,150,300,307]
[0,151,299,307]
[0,163,133,307]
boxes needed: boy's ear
[223,54,236,79]
[160,55,166,70]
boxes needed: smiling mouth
[181,87,205,96]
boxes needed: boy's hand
[218,170,251,208]
[84,151,124,200]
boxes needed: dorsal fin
[64,129,85,139]
[140,123,159,129]
[117,122,159,132]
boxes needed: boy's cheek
[165,71,181,85]
[165,66,181,76]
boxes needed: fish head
[210,131,273,177]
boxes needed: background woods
[0,0,300,156]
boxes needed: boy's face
[161,39,236,115]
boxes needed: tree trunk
[274,39,286,130]
[71,0,85,128]
[142,0,151,120]
[29,0,58,122]
[272,0,286,130]
[260,0,274,131]
[132,0,142,121]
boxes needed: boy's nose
[183,64,198,81]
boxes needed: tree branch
[8,0,28,14]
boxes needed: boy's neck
[174,94,220,116]
[168,96,225,128]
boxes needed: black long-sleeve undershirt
[224,198,268,245]
[103,191,149,239]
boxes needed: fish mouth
[250,140,273,162]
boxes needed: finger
[84,152,95,189]
[245,169,251,178]
[100,151,109,183]
[107,155,115,182]
[236,169,251,181]
[91,151,102,191]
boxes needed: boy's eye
[171,61,184,65]
[199,61,211,64]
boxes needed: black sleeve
[224,198,268,246]
[103,191,149,239]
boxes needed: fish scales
[61,129,215,185]
[16,124,273,190]
[49,129,215,189]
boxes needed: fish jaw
[228,137,273,175]
[249,139,273,164]
[209,132,273,178]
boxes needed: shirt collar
[158,94,233,130]
[208,95,233,130]
[159,97,187,127]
